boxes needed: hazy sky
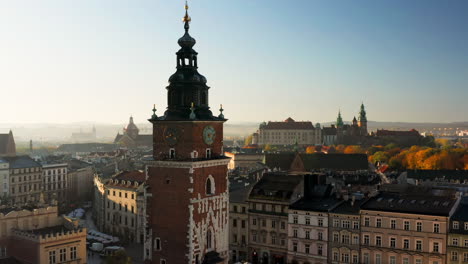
[0,0,467,125]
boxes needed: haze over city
[0,1,467,264]
[0,0,467,125]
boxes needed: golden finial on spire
[183,0,191,23]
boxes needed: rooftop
[361,190,458,216]
[264,153,369,171]
[290,196,342,212]
[450,196,468,221]
[331,198,367,215]
[249,172,302,202]
[1,156,41,169]
[262,118,315,130]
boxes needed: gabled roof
[376,129,420,137]
[264,153,369,172]
[249,172,302,202]
[0,131,15,156]
[290,196,342,212]
[262,118,315,130]
[361,190,457,216]
[450,196,468,222]
[264,153,296,171]
[1,156,41,169]
[113,170,145,183]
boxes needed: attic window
[388,199,394,203]
[443,201,450,207]
[377,198,383,202]
[411,200,416,204]
[419,200,426,205]
[434,201,440,206]
[398,199,403,204]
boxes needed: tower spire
[183,0,191,32]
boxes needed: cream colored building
[94,170,146,243]
[0,206,87,264]
[225,152,264,171]
[230,186,250,263]
[329,198,363,264]
[287,197,340,264]
[3,156,42,205]
[448,197,468,264]
[257,118,321,146]
[360,191,460,264]
[0,159,9,197]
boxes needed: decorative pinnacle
[183,0,191,31]
[189,102,196,120]
[219,104,224,119]
[151,104,158,120]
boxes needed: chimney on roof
[351,195,356,206]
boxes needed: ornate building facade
[114,116,152,149]
[257,118,322,146]
[144,3,229,263]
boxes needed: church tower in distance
[358,103,368,135]
[144,2,229,264]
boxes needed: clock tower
[144,2,229,264]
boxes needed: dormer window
[206,149,211,159]
[169,149,176,159]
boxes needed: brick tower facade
[144,3,229,264]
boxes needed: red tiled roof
[376,129,420,137]
[263,118,314,130]
[114,170,145,183]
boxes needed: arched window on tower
[206,229,212,250]
[206,176,214,195]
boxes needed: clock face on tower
[203,125,216,145]
[164,127,179,146]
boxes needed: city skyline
[0,0,467,124]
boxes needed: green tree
[244,135,253,146]
[371,151,390,163]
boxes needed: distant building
[70,126,97,143]
[42,163,68,203]
[263,153,369,172]
[225,152,264,172]
[114,116,152,149]
[373,129,423,146]
[67,159,94,204]
[322,125,338,146]
[257,118,322,146]
[0,131,16,157]
[0,206,86,264]
[56,143,118,156]
[94,170,146,243]
[2,156,42,205]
